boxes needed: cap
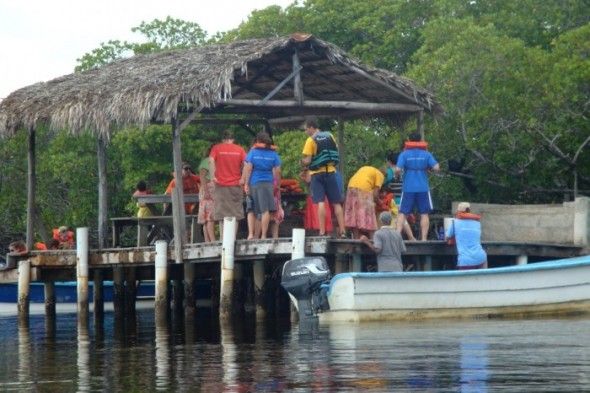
[456,202,471,212]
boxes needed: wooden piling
[76,227,89,323]
[219,217,237,320]
[253,260,266,319]
[352,253,362,272]
[517,255,528,265]
[17,259,31,323]
[125,267,137,315]
[184,263,196,312]
[93,270,104,321]
[113,266,125,319]
[155,240,168,323]
[290,228,306,322]
[44,281,56,318]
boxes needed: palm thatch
[0,34,441,138]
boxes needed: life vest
[404,141,428,150]
[309,131,339,170]
[52,228,75,248]
[252,142,277,150]
[455,212,481,221]
[34,242,47,251]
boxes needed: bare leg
[420,214,430,241]
[260,211,270,239]
[247,212,256,239]
[333,203,345,236]
[396,212,406,233]
[202,224,211,242]
[403,221,416,241]
[271,221,279,238]
[317,201,326,235]
[205,221,216,242]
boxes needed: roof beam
[220,99,422,112]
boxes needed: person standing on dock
[242,132,281,239]
[344,166,384,239]
[52,226,75,249]
[210,130,247,236]
[300,116,346,238]
[395,132,440,241]
[360,211,406,272]
[446,202,487,270]
[198,145,216,242]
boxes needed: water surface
[0,306,588,392]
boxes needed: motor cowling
[281,256,331,319]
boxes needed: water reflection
[1,307,589,391]
[460,335,489,393]
[155,317,170,391]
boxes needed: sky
[0,0,294,99]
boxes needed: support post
[516,255,528,265]
[76,227,89,324]
[97,136,108,250]
[337,119,345,176]
[352,253,362,272]
[417,110,425,140]
[93,270,104,321]
[155,240,168,324]
[44,282,56,319]
[26,128,36,251]
[17,259,31,323]
[293,50,304,105]
[113,266,125,319]
[253,260,266,319]
[290,228,306,322]
[125,267,137,315]
[219,217,237,320]
[170,118,186,264]
[184,263,196,312]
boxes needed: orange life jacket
[34,242,47,251]
[455,212,481,221]
[404,141,428,150]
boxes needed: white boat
[281,255,590,322]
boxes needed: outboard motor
[281,256,331,320]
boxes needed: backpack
[309,131,339,170]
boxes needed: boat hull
[321,256,590,322]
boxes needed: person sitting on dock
[360,211,406,272]
[133,180,157,218]
[165,162,200,215]
[446,202,487,270]
[52,226,75,249]
[8,240,28,255]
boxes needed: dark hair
[136,180,147,192]
[386,150,399,165]
[303,116,319,129]
[9,240,26,253]
[222,129,234,140]
[255,131,273,147]
[409,132,422,142]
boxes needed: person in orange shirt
[344,166,385,239]
[52,226,75,249]
[165,162,200,214]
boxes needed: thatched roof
[0,34,441,138]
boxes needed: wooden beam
[26,127,35,250]
[221,99,422,112]
[293,50,304,105]
[97,136,108,249]
[348,65,426,109]
[259,65,303,105]
[171,117,186,264]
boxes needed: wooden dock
[2,221,584,325]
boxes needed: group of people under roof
[7,116,485,274]
[129,115,486,273]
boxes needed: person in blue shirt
[446,202,487,269]
[242,132,281,239]
[395,132,440,240]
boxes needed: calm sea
[0,304,589,392]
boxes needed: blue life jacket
[309,131,339,170]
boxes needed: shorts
[399,191,433,215]
[310,171,343,204]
